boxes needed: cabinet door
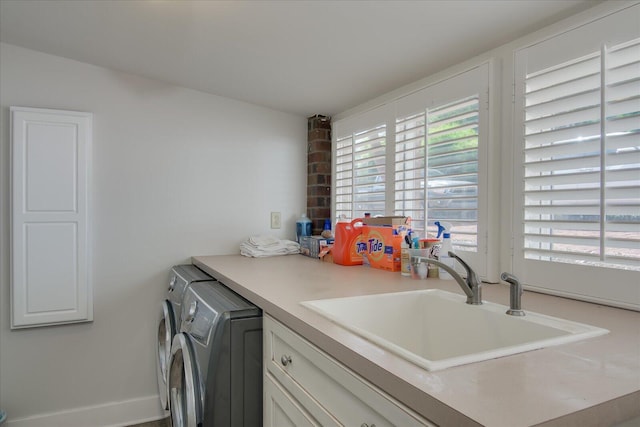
[11,107,93,328]
[264,373,321,427]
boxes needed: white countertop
[192,254,640,426]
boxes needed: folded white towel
[240,235,300,258]
[248,235,281,247]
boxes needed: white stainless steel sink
[301,289,608,371]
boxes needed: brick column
[307,114,331,235]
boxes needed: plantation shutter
[336,125,387,219]
[394,97,480,252]
[394,112,427,233]
[605,39,640,266]
[333,63,492,279]
[522,39,640,269]
[335,134,354,220]
[427,97,480,252]
[334,105,390,220]
[514,4,639,309]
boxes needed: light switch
[270,212,281,229]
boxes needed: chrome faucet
[411,252,482,305]
[501,272,525,316]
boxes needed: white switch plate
[270,212,281,229]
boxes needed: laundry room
[1,1,639,427]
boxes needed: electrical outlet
[270,212,281,229]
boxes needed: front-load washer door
[169,333,200,427]
[156,300,176,410]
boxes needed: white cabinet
[11,107,93,328]
[263,315,434,427]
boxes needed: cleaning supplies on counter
[240,235,300,257]
[420,238,441,278]
[362,216,410,272]
[408,248,430,279]
[296,213,312,243]
[400,231,412,276]
[435,221,454,280]
[333,217,364,266]
[300,235,334,258]
[321,219,332,238]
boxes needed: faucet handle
[448,252,479,286]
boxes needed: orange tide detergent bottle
[332,218,365,266]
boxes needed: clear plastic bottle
[400,233,411,277]
[439,231,455,280]
[435,221,455,280]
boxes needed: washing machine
[157,265,216,411]
[168,280,262,427]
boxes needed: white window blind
[514,4,639,310]
[335,135,354,220]
[333,63,492,279]
[522,39,640,270]
[335,124,387,219]
[395,97,479,251]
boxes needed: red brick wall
[307,115,331,235]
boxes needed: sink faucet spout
[411,252,482,305]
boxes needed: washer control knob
[168,275,177,292]
[280,355,292,366]
[185,301,198,323]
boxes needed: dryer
[168,280,262,427]
[157,265,215,411]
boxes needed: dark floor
[127,417,170,427]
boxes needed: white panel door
[11,107,92,328]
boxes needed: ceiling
[0,0,600,117]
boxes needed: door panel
[11,106,92,328]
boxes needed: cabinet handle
[280,355,292,366]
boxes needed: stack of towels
[240,235,300,258]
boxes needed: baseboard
[5,395,168,427]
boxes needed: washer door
[169,333,200,427]
[156,300,176,410]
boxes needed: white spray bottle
[435,221,454,280]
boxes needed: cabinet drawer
[264,315,433,427]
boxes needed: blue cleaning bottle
[296,214,312,243]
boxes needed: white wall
[0,43,307,425]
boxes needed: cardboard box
[300,236,334,259]
[362,216,409,227]
[361,217,410,272]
